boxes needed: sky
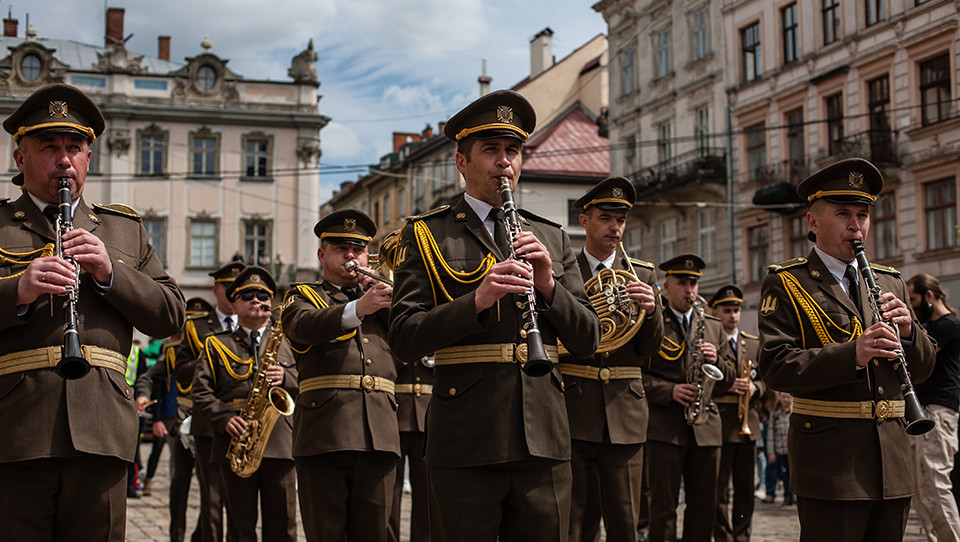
[20,0,608,204]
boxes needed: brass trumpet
[344,260,393,286]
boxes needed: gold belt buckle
[515,343,528,366]
[413,383,423,396]
[875,400,891,422]
[361,375,375,392]
[599,367,611,384]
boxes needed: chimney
[478,58,492,97]
[106,7,124,47]
[157,36,170,61]
[438,121,446,136]
[3,8,16,37]
[530,27,554,78]
[422,124,434,139]
[392,132,418,153]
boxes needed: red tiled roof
[522,105,609,178]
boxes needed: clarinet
[54,177,89,379]
[851,240,934,435]
[498,177,552,377]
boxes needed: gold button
[804,421,811,429]
[415,376,421,382]
[877,386,885,395]
[561,382,565,391]
[603,352,610,358]
[117,259,124,264]
[448,387,457,396]
[599,367,612,383]
[361,375,375,392]
[365,359,372,366]
[362,338,370,344]
[125,389,132,398]
[310,402,317,407]
[413,383,422,395]
[874,360,880,366]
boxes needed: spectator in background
[907,273,960,541]
[766,392,793,506]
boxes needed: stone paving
[126,441,929,541]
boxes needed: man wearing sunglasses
[192,266,299,542]
[282,209,402,541]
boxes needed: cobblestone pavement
[127,442,928,541]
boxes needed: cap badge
[685,259,693,269]
[343,218,356,232]
[496,105,514,125]
[612,187,625,200]
[49,101,68,118]
[252,275,262,282]
[848,171,864,189]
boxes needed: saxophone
[684,297,724,425]
[226,314,295,478]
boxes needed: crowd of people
[3,83,960,542]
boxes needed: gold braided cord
[287,285,356,351]
[184,319,204,357]
[778,271,862,348]
[412,220,495,305]
[0,243,54,280]
[657,336,686,361]
[204,335,254,382]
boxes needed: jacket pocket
[434,365,483,400]
[628,378,646,399]
[791,413,839,434]
[297,388,338,410]
[0,373,24,401]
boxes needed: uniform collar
[581,247,616,276]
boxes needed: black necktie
[596,262,606,273]
[488,208,511,258]
[343,287,359,301]
[844,265,862,311]
[681,314,689,334]
[43,205,59,225]
[223,317,234,332]
[249,330,260,360]
[729,337,738,354]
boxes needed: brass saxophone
[226,313,295,478]
[684,297,723,425]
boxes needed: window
[746,123,766,181]
[398,188,407,217]
[373,201,380,225]
[874,192,897,259]
[823,0,840,45]
[656,29,671,79]
[789,215,808,258]
[695,107,710,152]
[692,8,709,61]
[925,179,957,251]
[137,126,167,176]
[88,141,101,174]
[190,131,220,177]
[567,199,581,229]
[415,168,425,199]
[383,194,391,223]
[243,220,271,266]
[21,54,42,81]
[920,54,952,126]
[447,156,457,188]
[243,134,273,179]
[748,224,770,283]
[657,122,672,165]
[626,135,637,169]
[741,23,761,82]
[189,219,218,268]
[826,94,844,156]
[197,65,217,91]
[786,109,805,181]
[782,4,799,65]
[143,218,166,267]
[867,76,892,161]
[697,209,716,264]
[660,217,678,263]
[624,227,643,260]
[621,48,636,96]
[865,0,885,26]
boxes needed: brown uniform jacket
[0,194,184,463]
[714,332,764,442]
[757,249,935,500]
[561,252,664,444]
[644,303,733,447]
[191,324,298,463]
[281,281,401,458]
[388,196,600,467]
[177,312,227,438]
[396,361,434,433]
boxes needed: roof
[1,37,185,74]
[522,103,609,179]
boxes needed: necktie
[223,317,234,332]
[343,287,359,301]
[43,205,59,225]
[249,330,260,360]
[681,314,689,334]
[488,208,511,258]
[844,265,862,312]
[596,262,606,273]
[729,337,738,354]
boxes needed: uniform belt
[300,374,395,395]
[558,363,641,383]
[434,343,558,367]
[177,397,194,409]
[792,397,905,422]
[0,345,127,377]
[714,395,741,404]
[394,383,433,396]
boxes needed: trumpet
[344,260,394,286]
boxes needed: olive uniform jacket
[561,252,664,444]
[281,281,401,458]
[644,304,733,447]
[757,249,935,500]
[0,194,184,463]
[388,195,600,467]
[177,312,228,438]
[192,324,298,463]
[714,332,763,442]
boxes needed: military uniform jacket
[758,249,935,500]
[714,332,764,442]
[388,195,600,468]
[643,304,732,447]
[396,361,434,433]
[177,311,226,438]
[191,324,298,463]
[561,252,664,444]
[0,194,184,463]
[281,281,401,458]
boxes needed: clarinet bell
[56,336,89,379]
[519,334,553,377]
[903,395,935,436]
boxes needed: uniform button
[561,382,565,391]
[365,359,372,366]
[415,377,421,382]
[448,387,457,396]
[877,386,885,395]
[310,402,317,407]
[804,421,811,429]
[362,337,370,344]
[603,352,610,358]
[125,389,132,398]
[873,360,880,367]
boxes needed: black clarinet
[54,177,89,379]
[498,177,552,377]
[851,240,933,435]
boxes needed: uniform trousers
[390,431,428,542]
[427,457,572,542]
[646,439,720,542]
[219,458,297,542]
[296,450,397,542]
[0,455,127,542]
[714,439,757,542]
[797,496,910,542]
[194,435,224,542]
[569,439,644,542]
[166,423,200,542]
[911,405,960,542]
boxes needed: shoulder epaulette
[211,328,233,337]
[629,257,655,270]
[705,314,720,321]
[94,203,142,222]
[870,262,901,276]
[741,331,759,340]
[767,257,807,273]
[407,205,450,221]
[517,208,561,229]
[186,311,210,321]
[289,281,323,289]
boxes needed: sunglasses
[240,291,271,302]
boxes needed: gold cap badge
[496,105,514,124]
[49,101,68,118]
[344,218,356,232]
[848,171,864,188]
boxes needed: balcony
[630,147,726,198]
[750,159,810,214]
[820,128,900,166]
